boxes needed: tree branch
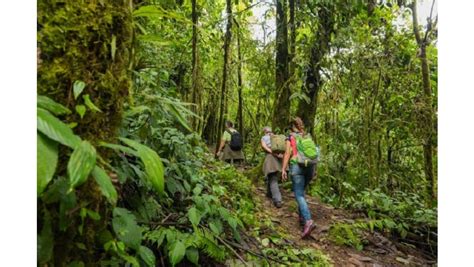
[214,235,250,267]
[423,0,436,44]
[226,240,289,265]
[410,0,422,46]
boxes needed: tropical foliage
[37,0,437,265]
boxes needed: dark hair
[225,120,234,128]
[291,117,305,133]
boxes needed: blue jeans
[290,164,315,222]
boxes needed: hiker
[261,126,283,208]
[216,121,245,164]
[281,117,319,238]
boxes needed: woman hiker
[281,117,317,238]
[216,121,245,165]
[260,126,283,208]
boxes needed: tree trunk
[411,0,436,200]
[236,20,244,138]
[37,0,133,145]
[289,0,297,79]
[37,0,134,263]
[215,0,233,152]
[296,5,332,136]
[191,0,201,130]
[203,87,218,144]
[272,0,290,132]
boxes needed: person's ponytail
[293,117,305,134]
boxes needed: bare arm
[281,140,292,180]
[216,138,226,155]
[261,139,272,154]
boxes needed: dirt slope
[251,182,435,267]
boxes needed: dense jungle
[37,0,437,266]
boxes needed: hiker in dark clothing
[261,126,283,208]
[216,121,245,164]
[282,117,317,238]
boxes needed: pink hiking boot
[301,219,316,239]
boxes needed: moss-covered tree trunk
[236,19,244,139]
[37,0,133,264]
[272,0,290,132]
[38,0,133,145]
[215,0,233,153]
[411,0,436,201]
[288,0,298,80]
[191,0,201,130]
[296,4,333,136]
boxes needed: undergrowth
[314,183,437,255]
[37,89,333,266]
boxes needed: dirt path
[209,146,435,266]
[251,181,435,267]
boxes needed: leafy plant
[112,207,143,250]
[37,133,58,196]
[329,223,365,251]
[36,95,168,265]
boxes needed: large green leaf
[37,108,81,148]
[138,245,156,267]
[67,140,96,189]
[186,247,199,265]
[112,207,142,250]
[99,142,139,157]
[37,95,71,115]
[133,5,191,23]
[167,103,192,132]
[37,133,58,196]
[187,207,202,227]
[208,219,223,236]
[156,96,200,132]
[169,240,186,266]
[119,138,164,195]
[92,166,117,205]
[119,254,140,267]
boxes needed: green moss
[38,0,133,145]
[38,1,134,264]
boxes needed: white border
[439,0,474,265]
[0,0,37,265]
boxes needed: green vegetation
[37,0,437,265]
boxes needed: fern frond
[201,229,226,261]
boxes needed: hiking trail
[239,166,435,266]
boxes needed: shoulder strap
[289,134,298,157]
